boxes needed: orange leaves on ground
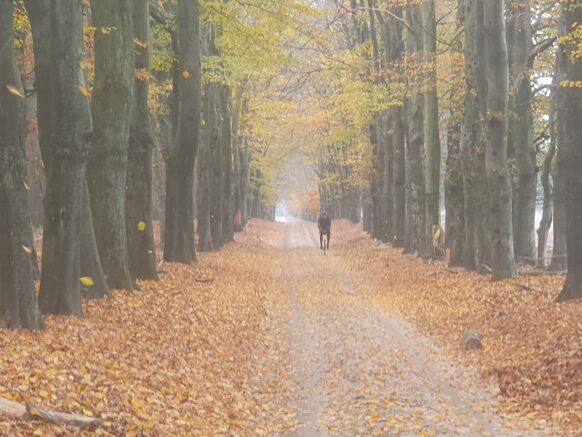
[343,230,582,435]
[0,240,294,436]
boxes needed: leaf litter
[0,219,580,435]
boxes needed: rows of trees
[1,0,581,330]
[302,0,581,300]
[0,0,316,329]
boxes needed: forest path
[269,221,547,436]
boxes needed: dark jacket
[318,216,331,232]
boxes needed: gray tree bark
[89,0,135,289]
[556,3,582,301]
[422,0,442,237]
[220,85,234,242]
[404,4,428,256]
[0,0,42,329]
[26,0,93,315]
[197,82,218,252]
[460,0,487,271]
[481,0,516,280]
[126,0,158,280]
[387,5,406,247]
[508,0,536,264]
[551,26,568,272]
[164,0,202,262]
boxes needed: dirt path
[270,221,550,436]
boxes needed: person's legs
[320,232,323,249]
[326,231,330,249]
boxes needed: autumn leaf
[79,86,91,97]
[5,85,23,98]
[182,70,190,79]
[137,221,147,232]
[80,276,94,287]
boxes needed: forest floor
[0,220,580,436]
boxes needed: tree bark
[508,0,536,264]
[387,5,406,247]
[551,27,568,272]
[556,3,582,301]
[220,85,234,242]
[445,4,465,266]
[125,0,158,281]
[197,84,216,252]
[26,0,93,315]
[80,183,110,299]
[422,0,442,235]
[481,0,516,280]
[0,0,42,329]
[163,0,202,263]
[460,0,487,271]
[404,4,428,256]
[89,0,135,290]
[537,67,558,268]
[231,86,246,232]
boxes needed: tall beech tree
[126,0,158,280]
[444,4,465,267]
[164,0,202,263]
[388,5,406,247]
[26,0,93,315]
[422,0,442,234]
[404,2,428,256]
[556,1,582,301]
[507,0,536,264]
[480,0,516,280]
[198,78,218,252]
[221,85,234,243]
[461,0,487,271]
[0,0,42,329]
[89,0,135,290]
[551,22,568,272]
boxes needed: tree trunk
[445,5,465,267]
[537,68,558,268]
[89,0,135,289]
[481,0,516,280]
[508,0,536,264]
[460,0,487,271]
[197,86,216,252]
[0,0,42,329]
[556,3,582,301]
[446,121,465,266]
[537,138,554,269]
[163,0,202,263]
[221,85,234,242]
[404,4,428,256]
[26,0,93,316]
[126,0,158,280]
[240,144,251,225]
[231,86,246,232]
[80,183,110,299]
[422,0,441,235]
[551,30,568,272]
[387,5,406,247]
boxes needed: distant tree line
[316,0,582,300]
